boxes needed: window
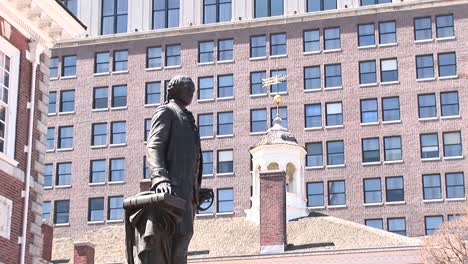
[203,0,231,23]
[95,52,110,73]
[217,74,233,98]
[111,121,126,145]
[416,55,434,79]
[423,174,442,200]
[92,123,107,146]
[62,55,76,77]
[217,112,233,135]
[54,200,70,224]
[112,50,128,72]
[110,158,125,182]
[361,0,391,5]
[93,87,108,109]
[270,33,286,56]
[108,196,124,220]
[365,219,383,230]
[303,30,320,53]
[307,182,324,207]
[50,57,59,79]
[56,162,72,186]
[202,151,213,176]
[304,66,321,91]
[324,64,342,88]
[144,156,150,179]
[147,47,162,68]
[217,150,233,174]
[436,15,454,39]
[254,0,283,18]
[145,82,161,105]
[251,109,267,133]
[328,180,345,206]
[307,0,336,12]
[197,199,214,215]
[144,118,151,141]
[438,52,457,77]
[90,160,106,183]
[250,35,266,58]
[386,176,404,202]
[48,92,57,114]
[358,24,375,47]
[360,99,378,124]
[47,128,55,151]
[58,126,73,149]
[359,60,377,85]
[42,201,51,221]
[152,0,179,29]
[88,198,105,222]
[44,164,53,188]
[270,69,287,93]
[59,90,75,113]
[305,104,321,128]
[380,58,398,82]
[382,97,400,122]
[362,138,380,163]
[111,85,127,108]
[384,136,402,161]
[165,44,181,66]
[217,188,234,213]
[250,71,266,95]
[218,39,233,61]
[101,0,128,35]
[387,218,406,236]
[199,41,215,63]
[446,172,465,199]
[325,102,342,126]
[420,133,439,159]
[271,106,287,128]
[414,17,432,41]
[443,131,462,157]
[306,142,323,167]
[327,140,344,165]
[364,178,382,204]
[418,94,436,119]
[425,216,443,235]
[379,21,396,45]
[324,27,340,50]
[198,113,214,137]
[440,91,459,117]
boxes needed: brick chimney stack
[41,222,54,262]
[259,170,287,254]
[74,242,95,264]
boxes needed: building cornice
[53,0,465,49]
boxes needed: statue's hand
[155,182,173,195]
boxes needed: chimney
[259,170,287,254]
[41,222,54,262]
[74,242,95,264]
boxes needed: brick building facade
[44,0,467,241]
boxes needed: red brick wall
[74,243,95,264]
[42,223,54,261]
[260,171,286,247]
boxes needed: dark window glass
[254,0,283,18]
[307,182,324,207]
[113,50,128,71]
[217,188,234,213]
[303,30,320,52]
[218,74,233,98]
[144,118,151,141]
[198,113,213,137]
[109,158,125,182]
[90,159,106,183]
[386,176,404,202]
[111,121,126,144]
[153,0,179,29]
[364,178,382,204]
[108,196,124,220]
[50,57,59,79]
[42,201,51,221]
[358,24,375,46]
[270,69,287,93]
[425,216,443,235]
[217,112,233,135]
[307,0,336,12]
[414,17,432,41]
[362,138,380,163]
[306,142,323,167]
[420,133,439,159]
[382,97,400,121]
[361,0,392,5]
[218,39,233,61]
[438,52,457,77]
[95,52,110,73]
[54,200,70,224]
[305,103,321,128]
[304,66,321,90]
[44,164,53,188]
[418,94,436,119]
[111,85,127,108]
[436,15,454,39]
[328,180,345,206]
[92,123,107,146]
[56,162,72,186]
[359,60,377,84]
[250,71,266,95]
[47,127,55,151]
[387,218,406,236]
[93,87,108,109]
[198,76,214,100]
[270,33,286,56]
[441,91,459,117]
[58,126,73,149]
[165,44,181,66]
[380,58,398,82]
[443,131,462,157]
[327,140,344,165]
[271,106,287,128]
[88,197,105,222]
[423,174,442,200]
[145,82,161,105]
[62,55,76,77]
[379,21,396,44]
[48,92,57,114]
[199,41,215,63]
[325,102,342,126]
[144,156,150,179]
[446,172,465,199]
[101,0,128,35]
[202,151,213,175]
[217,150,233,173]
[147,47,162,68]
[325,64,341,88]
[250,35,266,58]
[416,55,434,79]
[203,0,232,23]
[251,109,267,132]
[60,90,75,113]
[384,136,402,161]
[366,219,383,230]
[360,98,378,123]
[324,27,340,50]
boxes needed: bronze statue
[124,76,213,264]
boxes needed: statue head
[167,75,195,107]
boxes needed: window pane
[304,30,320,52]
[382,97,400,121]
[441,91,459,117]
[110,159,125,182]
[425,216,443,235]
[446,172,465,199]
[361,99,378,123]
[326,102,342,126]
[324,28,340,50]
[358,24,375,46]
[438,52,456,77]
[199,41,214,63]
[218,112,233,135]
[306,142,323,167]
[251,109,267,132]
[414,17,432,41]
[90,160,106,183]
[325,64,341,87]
[381,59,398,82]
[423,174,442,200]
[270,33,286,56]
[421,133,439,159]
[362,138,380,163]
[304,66,321,90]
[327,141,344,165]
[443,132,462,157]
[379,21,396,44]
[250,71,266,95]
[436,15,454,38]
[366,219,383,230]
[305,104,321,128]
[328,180,345,205]
[218,74,233,98]
[416,55,434,79]
[198,76,214,100]
[111,121,126,144]
[386,176,404,202]
[218,39,233,61]
[364,178,382,203]
[307,182,324,207]
[202,151,213,175]
[250,35,266,58]
[388,218,406,236]
[359,60,377,84]
[217,188,234,213]
[198,113,214,137]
